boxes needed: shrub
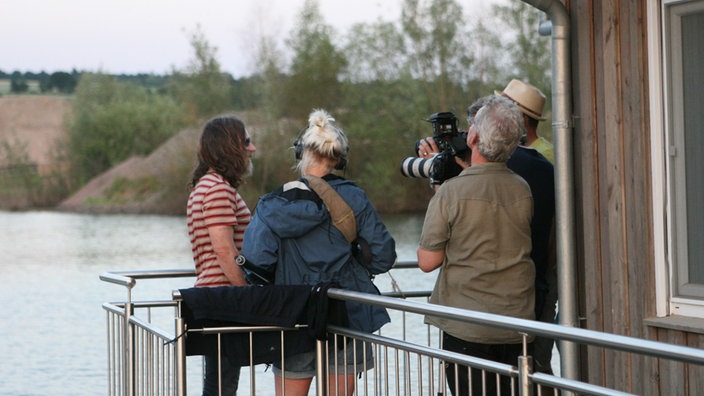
[67,73,187,186]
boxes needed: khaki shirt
[420,162,535,344]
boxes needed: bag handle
[303,175,356,243]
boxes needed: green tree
[49,71,77,93]
[401,0,473,111]
[283,0,347,117]
[339,21,434,209]
[0,136,39,201]
[464,18,504,98]
[10,71,28,93]
[67,73,187,185]
[337,79,435,211]
[492,2,551,95]
[342,21,408,84]
[492,2,551,137]
[169,26,231,122]
[243,35,294,197]
[251,34,286,117]
[0,135,69,208]
[38,72,51,93]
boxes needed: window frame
[649,0,704,318]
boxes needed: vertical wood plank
[598,0,631,389]
[686,333,704,394]
[619,0,652,393]
[661,330,687,395]
[570,0,604,383]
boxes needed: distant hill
[0,95,197,213]
[1,96,424,214]
[57,125,200,215]
[0,95,72,171]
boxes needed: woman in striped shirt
[187,115,256,395]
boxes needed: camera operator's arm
[418,185,450,269]
[417,247,444,272]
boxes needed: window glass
[681,11,704,286]
[667,2,704,301]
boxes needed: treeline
[0,70,166,94]
[1,0,552,213]
[0,70,81,94]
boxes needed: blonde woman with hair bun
[295,108,349,174]
[243,109,396,396]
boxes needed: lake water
[0,210,435,395]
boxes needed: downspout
[520,0,579,382]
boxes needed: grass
[89,176,162,205]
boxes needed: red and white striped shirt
[187,172,251,287]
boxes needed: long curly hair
[190,115,249,189]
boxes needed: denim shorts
[273,338,374,379]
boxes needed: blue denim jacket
[242,174,396,332]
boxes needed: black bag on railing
[178,283,348,365]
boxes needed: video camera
[400,112,469,185]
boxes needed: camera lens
[400,157,434,178]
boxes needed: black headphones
[293,127,306,161]
[293,128,348,170]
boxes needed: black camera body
[400,112,469,185]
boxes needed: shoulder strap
[303,175,356,243]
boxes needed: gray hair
[466,95,491,124]
[472,95,524,162]
[296,109,348,174]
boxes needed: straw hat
[495,79,547,121]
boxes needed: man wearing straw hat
[498,78,557,376]
[496,79,554,163]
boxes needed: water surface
[0,210,429,395]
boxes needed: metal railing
[101,263,704,395]
[102,269,194,396]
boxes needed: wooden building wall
[567,0,704,394]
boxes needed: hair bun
[308,109,334,130]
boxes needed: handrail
[329,325,515,375]
[100,272,138,289]
[102,266,704,395]
[101,266,704,366]
[328,288,704,366]
[101,262,417,287]
[329,325,634,396]
[100,268,195,287]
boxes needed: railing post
[175,316,187,396]
[315,339,326,396]
[124,300,135,396]
[518,356,533,396]
[518,333,533,396]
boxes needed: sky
[2,0,503,78]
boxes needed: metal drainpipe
[520,0,579,382]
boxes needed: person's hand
[417,137,440,159]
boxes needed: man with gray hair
[417,95,535,396]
